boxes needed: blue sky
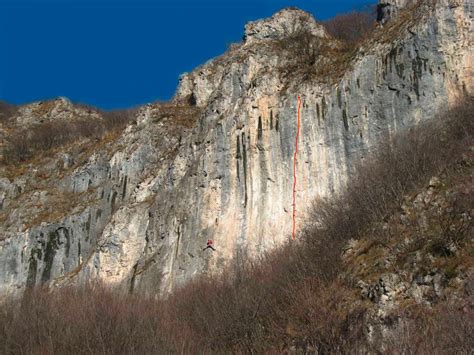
[0,0,375,109]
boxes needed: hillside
[1,97,472,353]
[0,0,472,301]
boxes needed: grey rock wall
[0,0,472,298]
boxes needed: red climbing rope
[292,96,302,241]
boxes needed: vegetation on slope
[1,106,136,164]
[1,99,472,353]
[0,100,202,165]
[323,9,375,45]
[0,101,18,122]
[274,10,375,85]
[275,0,435,87]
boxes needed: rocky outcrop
[0,0,472,298]
[243,7,328,44]
[378,0,416,23]
[345,160,474,345]
[14,97,102,127]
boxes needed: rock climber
[203,239,216,251]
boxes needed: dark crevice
[175,225,181,259]
[337,86,343,108]
[343,109,349,131]
[322,97,327,120]
[41,230,61,283]
[129,262,139,294]
[122,176,128,200]
[242,132,248,208]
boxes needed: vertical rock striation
[0,0,472,297]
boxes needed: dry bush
[2,109,136,164]
[276,29,321,67]
[267,13,327,85]
[0,286,174,354]
[323,10,375,46]
[426,189,472,258]
[279,279,366,353]
[0,101,17,122]
[163,248,367,353]
[1,101,201,164]
[306,98,474,250]
[382,302,474,353]
[273,30,351,85]
[152,102,202,128]
[102,108,137,131]
[270,8,377,86]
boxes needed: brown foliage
[2,109,136,164]
[0,101,17,122]
[152,102,202,128]
[323,10,375,46]
[274,29,357,86]
[1,101,202,164]
[382,302,474,353]
[274,10,376,85]
[306,98,474,250]
[0,286,174,354]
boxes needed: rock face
[243,7,328,44]
[378,0,416,23]
[14,97,102,127]
[0,0,472,297]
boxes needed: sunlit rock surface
[0,0,472,297]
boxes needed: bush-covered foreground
[1,100,472,354]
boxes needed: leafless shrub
[273,8,376,85]
[102,108,137,131]
[163,250,367,353]
[2,108,136,164]
[277,28,321,66]
[427,193,472,257]
[0,101,17,123]
[0,286,174,354]
[323,10,375,46]
[274,27,363,85]
[0,99,204,164]
[382,302,474,353]
[150,102,202,128]
[306,98,474,251]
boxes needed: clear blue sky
[0,0,375,109]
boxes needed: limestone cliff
[0,0,472,297]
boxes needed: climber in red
[203,239,216,251]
